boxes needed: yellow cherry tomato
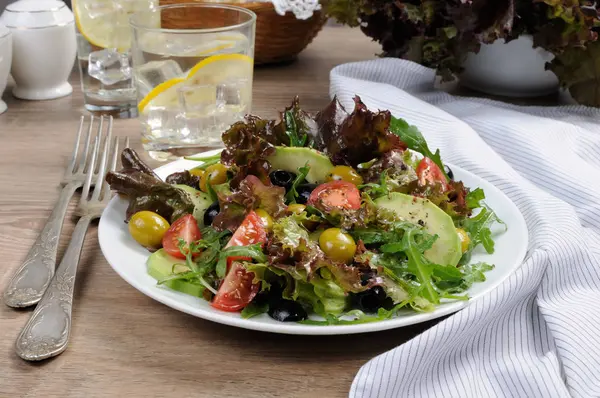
[189,168,205,179]
[456,228,471,253]
[254,209,273,231]
[200,163,228,192]
[128,211,170,249]
[326,165,363,186]
[319,228,356,264]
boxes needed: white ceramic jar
[0,23,11,114]
[460,35,560,98]
[0,0,76,100]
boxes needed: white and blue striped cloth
[330,59,600,398]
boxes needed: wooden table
[0,26,449,398]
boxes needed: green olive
[318,228,356,264]
[128,211,170,249]
[200,163,228,192]
[326,165,363,186]
[254,209,273,231]
[287,203,307,214]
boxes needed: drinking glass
[130,3,256,161]
[75,0,157,117]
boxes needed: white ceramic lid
[0,0,74,29]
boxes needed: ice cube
[177,84,217,112]
[216,78,250,107]
[135,60,183,96]
[88,49,132,86]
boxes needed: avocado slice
[147,249,205,297]
[375,193,462,266]
[266,147,334,184]
[173,184,213,226]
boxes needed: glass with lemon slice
[75,0,157,117]
[130,4,256,160]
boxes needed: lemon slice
[137,77,184,113]
[138,54,253,114]
[74,0,157,50]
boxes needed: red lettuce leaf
[212,175,287,232]
[315,96,407,166]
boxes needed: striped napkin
[329,58,600,398]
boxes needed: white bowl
[460,35,560,98]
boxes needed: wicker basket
[158,1,327,64]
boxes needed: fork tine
[68,116,85,174]
[81,135,99,200]
[92,117,113,202]
[80,115,95,174]
[101,135,120,203]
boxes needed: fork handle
[15,215,93,361]
[3,182,79,308]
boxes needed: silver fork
[15,119,126,361]
[4,116,106,308]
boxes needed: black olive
[360,271,374,286]
[268,299,308,322]
[296,183,317,204]
[203,202,220,226]
[269,170,296,191]
[351,286,394,313]
[444,165,454,180]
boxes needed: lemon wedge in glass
[137,54,253,114]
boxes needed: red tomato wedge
[307,181,361,210]
[224,210,268,270]
[416,157,449,191]
[211,261,261,312]
[161,214,201,259]
[211,211,267,312]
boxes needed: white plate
[98,151,528,335]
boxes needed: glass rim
[129,3,257,34]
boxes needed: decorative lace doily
[270,0,321,20]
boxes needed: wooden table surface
[0,26,455,398]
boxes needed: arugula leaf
[403,228,439,304]
[460,205,505,254]
[350,228,398,245]
[359,170,390,199]
[216,243,268,278]
[241,302,269,319]
[389,116,449,180]
[466,188,485,209]
[285,163,310,203]
[184,152,222,162]
[284,110,309,147]
[460,262,494,289]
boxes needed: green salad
[106,96,505,325]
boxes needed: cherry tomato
[307,181,361,210]
[161,214,202,259]
[211,261,260,312]
[212,211,267,312]
[416,157,449,191]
